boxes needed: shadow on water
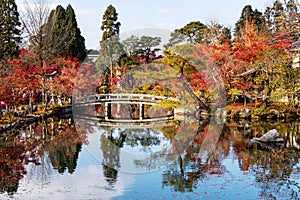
[1,115,300,199]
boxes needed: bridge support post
[105,102,111,120]
[139,103,144,121]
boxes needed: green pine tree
[0,0,21,60]
[164,21,207,49]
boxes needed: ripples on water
[0,117,300,199]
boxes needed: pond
[0,115,300,199]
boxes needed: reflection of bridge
[73,93,179,122]
[74,116,177,129]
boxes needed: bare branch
[20,0,50,45]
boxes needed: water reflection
[95,118,300,198]
[0,117,300,199]
[228,120,300,199]
[0,117,88,197]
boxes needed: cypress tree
[35,4,86,61]
[40,5,66,60]
[0,0,21,60]
[65,5,86,61]
[97,5,123,93]
[100,5,121,41]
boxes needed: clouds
[16,163,135,200]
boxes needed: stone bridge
[73,93,179,122]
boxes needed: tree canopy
[100,4,121,41]
[97,5,124,93]
[32,4,86,62]
[234,5,265,38]
[165,21,231,49]
[0,0,21,61]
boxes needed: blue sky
[16,0,274,49]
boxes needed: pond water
[0,116,300,200]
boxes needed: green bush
[152,99,180,110]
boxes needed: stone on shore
[253,129,284,143]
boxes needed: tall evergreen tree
[0,0,21,60]
[64,5,86,61]
[33,4,86,61]
[234,5,264,38]
[97,5,124,93]
[285,0,300,45]
[100,4,121,41]
[35,5,68,61]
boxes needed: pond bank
[0,105,72,134]
[1,103,299,133]
[225,103,300,120]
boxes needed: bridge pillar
[139,103,144,120]
[104,102,111,120]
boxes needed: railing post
[105,102,111,120]
[139,103,144,120]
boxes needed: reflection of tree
[124,128,161,147]
[170,119,208,155]
[162,121,227,192]
[228,120,300,199]
[239,145,300,199]
[44,119,83,174]
[102,164,118,187]
[165,119,300,197]
[100,126,174,178]
[0,117,87,195]
[162,160,203,192]
[161,121,180,139]
[0,133,41,195]
[48,143,81,174]
[100,130,121,186]
[133,149,176,171]
[0,141,25,195]
[162,143,227,192]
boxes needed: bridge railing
[73,93,178,105]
